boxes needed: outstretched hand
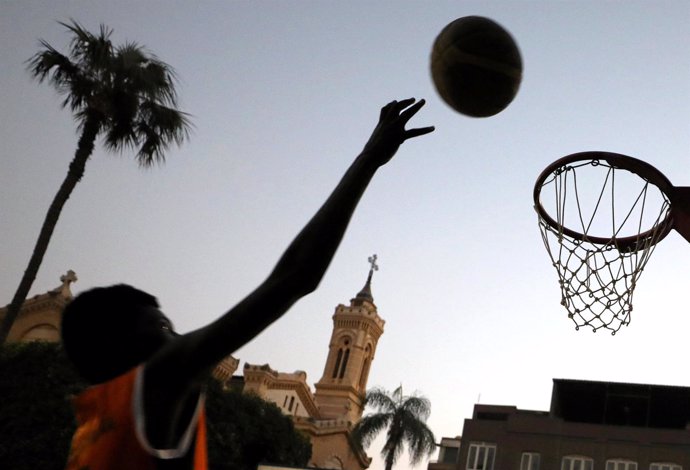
[362,98,435,166]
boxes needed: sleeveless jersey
[66,366,208,470]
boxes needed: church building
[0,270,77,342]
[238,255,385,469]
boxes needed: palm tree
[0,20,191,344]
[352,385,436,470]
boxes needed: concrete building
[428,437,462,470]
[430,379,690,470]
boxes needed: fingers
[398,99,433,140]
[380,98,418,120]
[379,97,434,140]
[395,98,417,110]
[399,99,426,123]
[405,126,435,140]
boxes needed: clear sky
[3,1,690,469]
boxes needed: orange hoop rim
[533,151,675,251]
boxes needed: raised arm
[142,99,433,450]
[161,98,433,379]
[264,98,434,300]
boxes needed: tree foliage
[206,380,312,470]
[27,20,191,165]
[0,342,311,470]
[0,342,86,470]
[353,385,436,470]
[0,20,192,344]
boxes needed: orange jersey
[66,366,207,470]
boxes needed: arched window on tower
[332,338,351,379]
[332,348,343,378]
[359,344,372,390]
[338,346,350,379]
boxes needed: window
[332,349,343,378]
[650,464,682,470]
[339,348,350,378]
[358,344,372,389]
[437,438,461,465]
[439,446,459,464]
[562,456,593,470]
[332,338,351,379]
[607,460,637,470]
[521,452,540,470]
[466,443,495,470]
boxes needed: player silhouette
[60,98,434,470]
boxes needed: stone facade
[313,282,384,425]
[0,270,76,343]
[238,261,386,470]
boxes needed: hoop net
[536,158,671,334]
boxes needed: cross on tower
[368,254,379,274]
[59,270,78,296]
[60,270,78,286]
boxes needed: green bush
[0,342,85,470]
[206,380,312,470]
[0,342,311,470]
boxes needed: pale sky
[3,1,690,469]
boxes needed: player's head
[61,284,176,384]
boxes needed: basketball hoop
[533,151,690,334]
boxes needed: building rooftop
[550,378,690,429]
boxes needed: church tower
[313,255,385,424]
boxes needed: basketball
[430,16,523,118]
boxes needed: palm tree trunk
[0,118,100,344]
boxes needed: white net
[536,159,671,334]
